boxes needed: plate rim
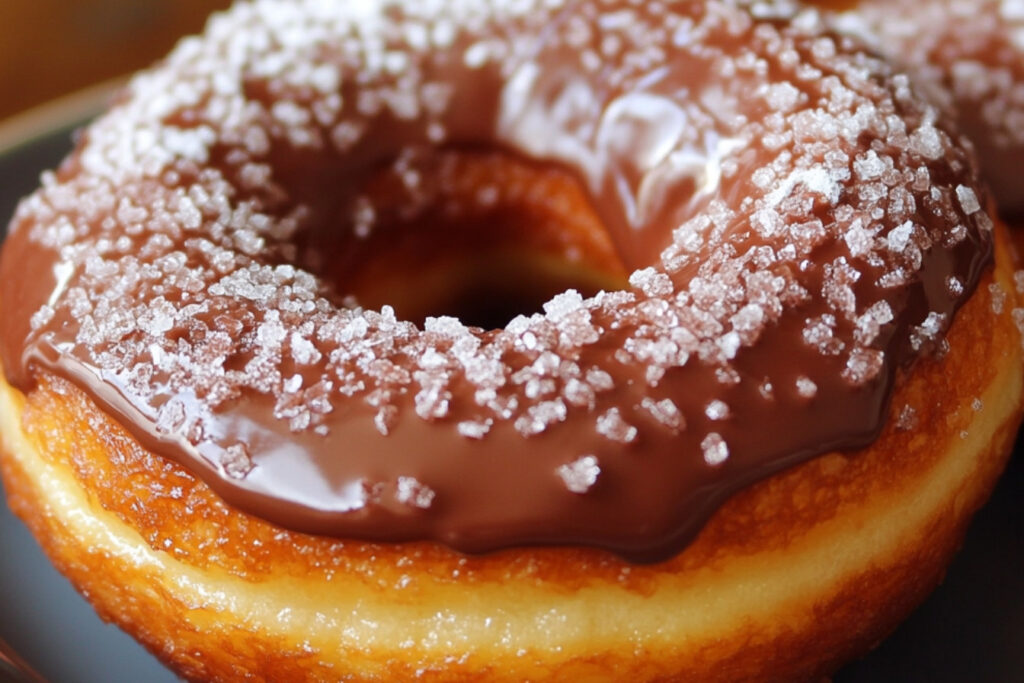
[0,78,125,158]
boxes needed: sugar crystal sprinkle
[825,0,1024,210]
[557,455,601,494]
[16,0,983,451]
[795,376,818,399]
[895,404,918,431]
[0,0,992,557]
[596,408,638,444]
[701,433,730,466]
[705,400,731,421]
[395,476,436,509]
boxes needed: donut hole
[302,150,630,329]
[350,246,626,331]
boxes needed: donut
[812,0,1024,216]
[0,1,1020,681]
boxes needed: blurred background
[0,0,231,121]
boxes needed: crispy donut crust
[1,224,1021,682]
[1011,220,1024,266]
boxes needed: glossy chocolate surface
[0,0,992,561]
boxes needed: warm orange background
[0,0,231,120]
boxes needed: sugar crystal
[704,399,731,421]
[7,0,991,530]
[701,433,729,466]
[396,476,435,509]
[557,455,600,494]
[595,408,637,443]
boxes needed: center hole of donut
[381,250,624,331]
[318,151,629,329]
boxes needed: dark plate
[0,101,1020,683]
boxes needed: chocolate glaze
[818,0,1024,212]
[0,0,992,562]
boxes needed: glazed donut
[813,0,1024,216]
[0,1,1020,681]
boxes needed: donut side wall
[0,218,1019,682]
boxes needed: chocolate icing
[0,0,992,562]
[818,0,1024,212]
